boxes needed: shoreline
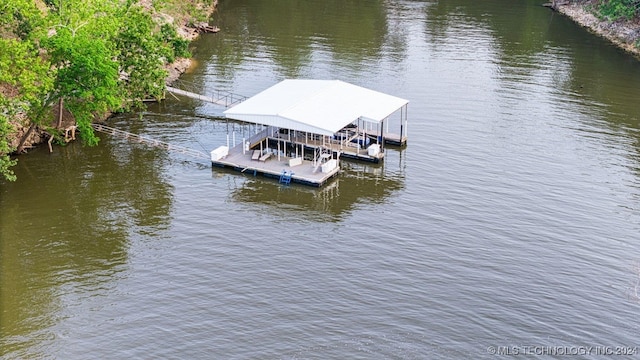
[551,1,640,58]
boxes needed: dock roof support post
[329,135,332,158]
[400,106,403,140]
[404,104,408,140]
[362,126,366,154]
[381,119,385,153]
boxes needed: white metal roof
[223,79,409,136]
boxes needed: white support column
[404,104,408,140]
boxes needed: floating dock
[211,132,340,187]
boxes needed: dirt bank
[551,1,640,58]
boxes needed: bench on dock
[259,152,272,162]
[289,157,303,167]
[252,150,261,160]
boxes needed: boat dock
[166,79,409,187]
[211,129,340,187]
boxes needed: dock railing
[165,80,247,108]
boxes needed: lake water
[2,0,640,358]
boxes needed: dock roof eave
[223,79,408,136]
[222,113,338,136]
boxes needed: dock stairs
[279,170,294,185]
[312,146,332,173]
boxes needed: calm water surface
[2,0,640,358]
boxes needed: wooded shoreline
[3,0,218,169]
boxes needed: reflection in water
[424,0,640,181]
[213,0,388,76]
[0,138,173,357]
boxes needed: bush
[599,0,640,20]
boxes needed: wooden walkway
[92,123,209,160]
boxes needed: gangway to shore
[165,80,247,108]
[92,123,209,160]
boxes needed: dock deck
[211,140,340,187]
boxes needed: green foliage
[0,0,43,39]
[0,38,55,180]
[0,39,55,120]
[0,111,18,182]
[43,24,121,145]
[599,0,640,20]
[1,0,211,179]
[115,5,169,108]
[160,23,191,60]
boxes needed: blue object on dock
[279,170,293,185]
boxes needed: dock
[211,129,340,187]
[164,79,409,187]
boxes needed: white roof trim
[223,79,408,136]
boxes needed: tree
[0,38,54,181]
[1,0,203,180]
[0,110,18,182]
[41,0,187,144]
[39,0,123,145]
[44,28,121,145]
[115,5,169,110]
[0,0,43,40]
